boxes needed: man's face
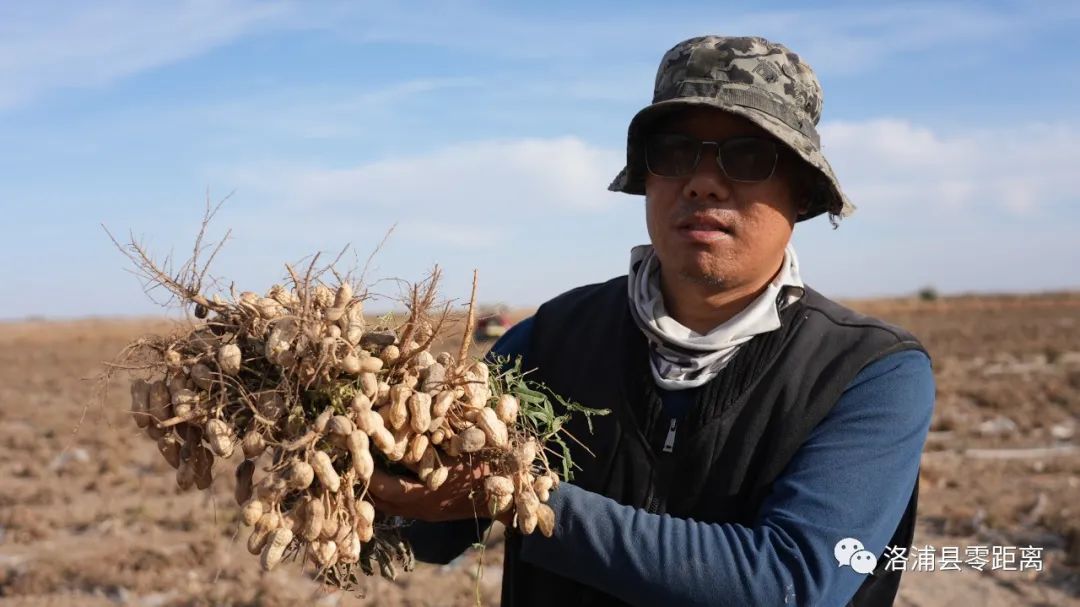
[644,107,803,290]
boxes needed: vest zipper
[647,418,678,514]
[662,418,677,453]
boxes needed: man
[371,35,935,607]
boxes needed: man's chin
[676,265,727,288]
[653,250,730,287]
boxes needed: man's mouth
[676,215,734,242]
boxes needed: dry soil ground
[1,293,1078,606]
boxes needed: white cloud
[820,119,1080,215]
[225,117,1080,266]
[237,136,624,221]
[200,120,1080,318]
[206,137,631,308]
[770,4,1029,74]
[0,0,291,108]
[195,77,482,139]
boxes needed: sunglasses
[644,133,779,182]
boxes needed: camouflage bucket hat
[609,35,855,222]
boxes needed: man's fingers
[369,467,427,502]
[369,494,410,517]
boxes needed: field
[1,293,1079,606]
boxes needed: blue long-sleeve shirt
[407,316,935,606]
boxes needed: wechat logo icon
[835,538,877,575]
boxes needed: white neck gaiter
[627,243,805,390]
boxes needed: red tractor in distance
[474,304,511,341]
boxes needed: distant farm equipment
[475,305,511,341]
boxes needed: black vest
[501,277,927,607]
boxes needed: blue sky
[1,0,1079,319]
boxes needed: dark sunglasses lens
[719,138,778,181]
[646,134,700,177]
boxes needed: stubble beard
[677,263,728,288]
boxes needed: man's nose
[682,144,733,202]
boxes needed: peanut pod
[156,434,181,469]
[387,384,411,430]
[217,343,242,375]
[327,414,355,437]
[536,503,556,537]
[260,528,294,571]
[386,426,410,462]
[431,390,454,418]
[347,431,374,483]
[356,409,384,435]
[371,426,395,456]
[286,459,315,490]
[495,393,520,424]
[311,451,340,493]
[534,473,554,503]
[311,540,338,568]
[338,530,362,564]
[176,458,196,491]
[513,437,538,471]
[459,426,487,453]
[191,444,214,490]
[339,354,362,374]
[356,500,375,542]
[320,510,341,541]
[241,430,266,459]
[205,418,235,458]
[359,372,378,400]
[301,496,325,541]
[350,393,373,416]
[426,466,449,491]
[407,392,433,434]
[417,446,436,481]
[476,407,509,449]
[130,379,150,428]
[190,363,214,389]
[147,380,171,423]
[235,459,255,505]
[515,482,540,535]
[403,433,429,466]
[242,499,265,526]
[248,510,281,555]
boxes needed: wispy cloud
[230,136,624,222]
[766,3,1070,74]
[5,2,1075,113]
[792,117,1080,296]
[240,118,1080,222]
[195,77,482,139]
[821,119,1080,216]
[317,2,1080,74]
[198,136,630,307]
[0,0,291,109]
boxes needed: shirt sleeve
[518,349,935,607]
[403,316,536,564]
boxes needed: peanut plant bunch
[111,260,604,586]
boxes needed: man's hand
[368,455,511,524]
